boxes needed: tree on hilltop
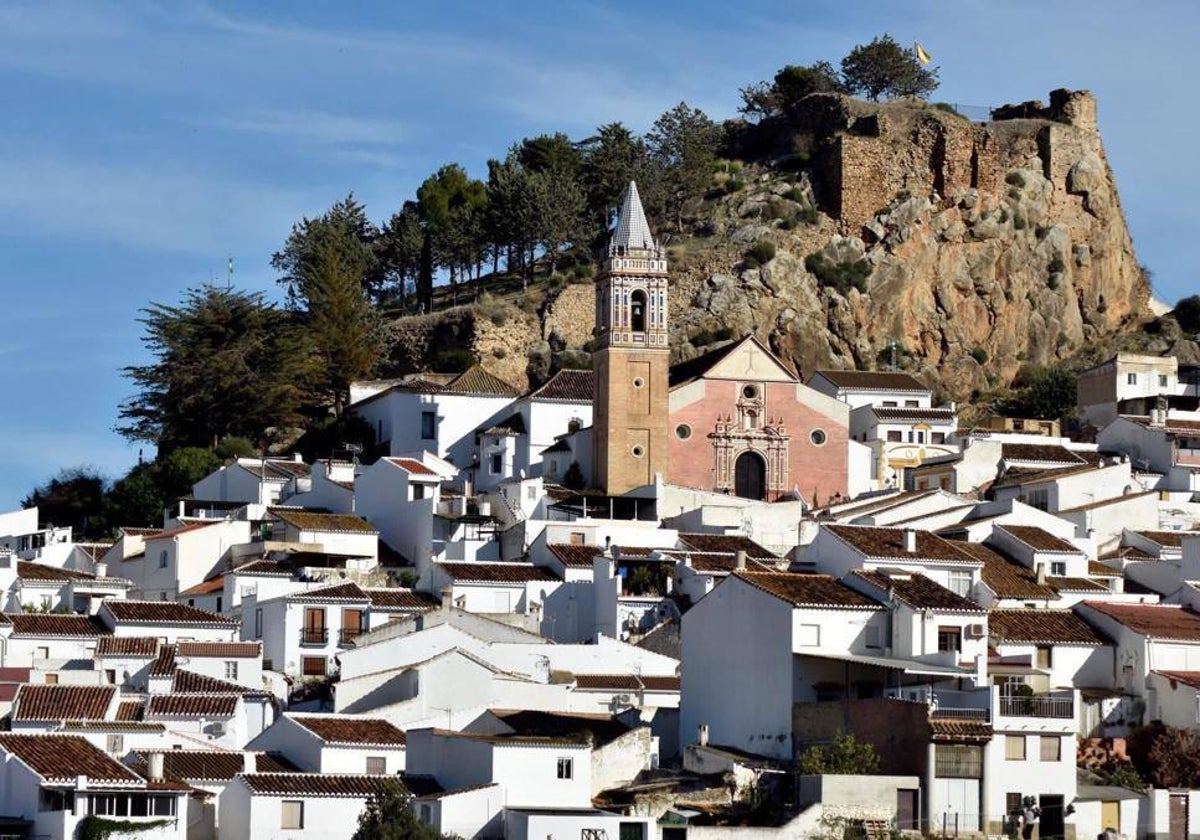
[739,61,846,122]
[273,194,383,304]
[22,468,109,537]
[648,102,722,232]
[841,34,939,101]
[377,201,424,308]
[580,122,662,243]
[416,164,488,301]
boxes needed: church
[580,181,851,504]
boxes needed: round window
[742,384,758,400]
[633,377,645,389]
[675,424,692,440]
[631,445,645,458]
[810,429,827,446]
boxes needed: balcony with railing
[299,627,328,646]
[994,686,1074,722]
[338,627,363,647]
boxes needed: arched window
[630,290,647,332]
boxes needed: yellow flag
[915,42,932,65]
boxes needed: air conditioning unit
[613,694,632,706]
[210,721,227,737]
[965,623,986,639]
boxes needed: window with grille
[937,627,961,653]
[557,757,573,779]
[366,756,386,774]
[934,744,982,778]
[224,661,238,680]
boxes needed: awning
[800,651,973,677]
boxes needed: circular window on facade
[633,377,645,389]
[675,424,692,440]
[631,445,645,458]
[742,384,759,400]
[810,429,827,446]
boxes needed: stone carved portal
[710,414,790,499]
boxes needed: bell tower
[592,181,670,495]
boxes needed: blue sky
[1,0,1196,511]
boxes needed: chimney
[94,561,107,578]
[1036,563,1047,585]
[605,535,612,550]
[146,752,164,782]
[440,585,454,611]
[735,550,747,571]
[698,724,710,747]
[904,529,917,553]
[293,452,303,462]
[243,752,257,774]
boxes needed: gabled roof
[1133,530,1190,548]
[851,570,984,613]
[231,559,292,577]
[930,718,993,743]
[1001,443,1087,465]
[963,542,1059,601]
[442,365,520,397]
[989,609,1107,645]
[547,543,606,569]
[825,525,978,564]
[1083,602,1200,642]
[870,406,957,423]
[732,571,880,610]
[104,600,237,627]
[12,685,115,722]
[386,457,438,477]
[288,714,407,747]
[239,773,396,797]
[480,412,526,436]
[526,369,595,402]
[179,577,225,597]
[669,334,798,389]
[4,613,109,637]
[1059,490,1158,514]
[991,462,1100,490]
[172,670,255,695]
[487,709,632,748]
[177,641,262,659]
[435,562,559,583]
[146,694,239,719]
[571,674,680,692]
[268,508,378,535]
[285,582,371,604]
[96,636,160,658]
[1154,671,1200,690]
[149,645,177,678]
[142,521,222,541]
[16,561,101,583]
[0,734,143,784]
[997,525,1080,553]
[811,369,929,392]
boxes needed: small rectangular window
[1040,735,1061,762]
[421,411,437,440]
[1005,735,1026,761]
[865,625,881,649]
[412,483,426,501]
[36,646,49,659]
[569,532,586,545]
[44,673,59,685]
[1036,647,1052,669]
[1127,372,1137,385]
[931,432,946,444]
[1160,374,1169,388]
[798,624,821,647]
[302,656,326,676]
[887,430,902,442]
[281,800,304,829]
[366,756,386,775]
[947,571,972,598]
[1050,561,1066,576]
[905,400,919,407]
[1006,793,1022,816]
[557,757,573,779]
[224,661,238,681]
[490,453,503,474]
[254,608,263,639]
[937,627,961,653]
[882,401,898,408]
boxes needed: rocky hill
[385,88,1151,400]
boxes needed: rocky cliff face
[387,89,1150,400]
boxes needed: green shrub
[1047,256,1066,274]
[691,326,734,346]
[797,207,820,225]
[744,254,760,269]
[1174,295,1200,333]
[895,188,912,202]
[968,347,988,364]
[805,252,872,294]
[747,240,777,265]
[997,208,1009,223]
[1013,213,1027,230]
[932,102,960,115]
[1005,171,1027,188]
[430,348,476,373]
[727,179,746,193]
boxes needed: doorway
[734,451,766,500]
[1038,794,1064,840]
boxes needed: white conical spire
[611,181,657,253]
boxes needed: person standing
[1021,796,1041,840]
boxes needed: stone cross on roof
[611,180,658,253]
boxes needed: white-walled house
[99,599,239,644]
[1097,414,1200,495]
[808,524,983,598]
[1074,601,1200,701]
[248,713,408,774]
[267,509,379,565]
[0,613,109,670]
[516,369,594,477]
[12,560,131,614]
[0,734,188,840]
[218,772,397,840]
[1076,352,1188,426]
[354,456,442,575]
[192,456,311,505]
[129,520,252,602]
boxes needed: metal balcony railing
[999,694,1073,718]
[299,627,328,646]
[932,707,990,721]
[338,628,363,646]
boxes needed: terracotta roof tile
[0,734,142,783]
[733,571,880,610]
[480,413,526,436]
[104,600,236,626]
[443,366,520,397]
[179,577,225,596]
[129,750,297,782]
[240,773,397,797]
[963,542,1060,601]
[149,645,177,678]
[5,613,109,637]
[1088,561,1123,578]
[269,509,378,534]
[364,589,438,611]
[12,685,116,722]
[96,637,160,658]
[232,559,292,577]
[812,369,928,392]
[386,458,438,476]
[677,533,777,558]
[176,641,261,659]
[998,525,1079,553]
[115,700,144,722]
[527,369,595,401]
[1059,491,1158,514]
[990,609,1107,645]
[547,544,604,568]
[142,521,222,541]
[1084,602,1200,641]
[289,715,407,746]
[146,694,239,718]
[573,674,680,692]
[16,561,98,582]
[826,525,978,564]
[871,406,957,423]
[1047,576,1108,593]
[1001,444,1087,465]
[172,670,253,695]
[1134,530,1189,548]
[1154,670,1200,689]
[929,718,993,743]
[990,462,1100,490]
[435,562,558,583]
[487,709,632,747]
[852,571,984,612]
[286,582,370,603]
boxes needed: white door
[933,778,980,832]
[494,590,512,612]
